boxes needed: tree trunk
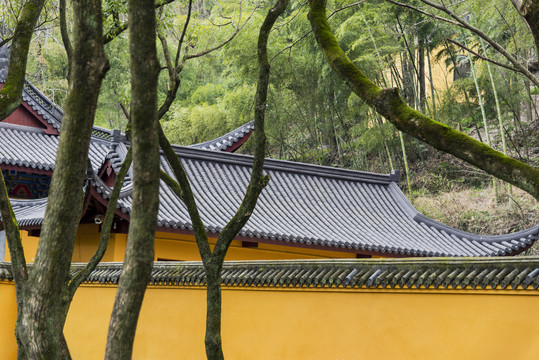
[0,0,46,120]
[104,0,160,358]
[17,0,108,357]
[204,266,224,360]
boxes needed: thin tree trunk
[427,47,436,117]
[484,41,511,200]
[203,1,288,357]
[418,39,426,111]
[104,0,160,358]
[466,44,497,201]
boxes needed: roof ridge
[3,257,539,290]
[0,122,52,134]
[191,121,254,151]
[170,145,398,185]
[413,212,539,243]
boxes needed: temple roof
[86,144,539,257]
[2,257,539,290]
[0,49,538,258]
[191,121,254,152]
[4,123,538,257]
[0,46,63,132]
[0,122,111,173]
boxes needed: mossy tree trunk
[104,0,161,358]
[308,0,539,200]
[514,0,539,55]
[15,0,109,358]
[0,0,45,120]
[0,3,45,336]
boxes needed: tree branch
[103,0,178,44]
[59,0,73,80]
[0,170,27,287]
[308,0,539,200]
[0,0,46,121]
[415,0,539,87]
[446,38,517,72]
[184,2,258,61]
[271,0,368,62]
[68,148,132,299]
[175,0,193,68]
[158,126,212,263]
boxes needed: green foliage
[6,0,537,198]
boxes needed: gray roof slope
[191,121,254,151]
[9,198,48,227]
[2,121,538,257]
[87,145,538,257]
[2,257,539,290]
[0,123,111,173]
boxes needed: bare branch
[175,0,193,68]
[104,0,178,44]
[271,0,368,62]
[415,0,539,86]
[68,148,132,299]
[59,0,72,80]
[446,38,517,72]
[184,2,258,60]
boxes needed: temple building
[0,49,537,261]
[1,76,538,261]
[1,48,539,360]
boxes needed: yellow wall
[7,227,359,264]
[3,230,40,263]
[0,282,17,359]
[1,280,538,359]
[154,231,357,262]
[5,225,125,263]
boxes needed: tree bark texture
[16,0,108,358]
[307,0,539,200]
[518,0,539,55]
[104,0,160,358]
[0,2,45,357]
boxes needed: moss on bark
[308,0,539,200]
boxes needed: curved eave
[191,121,254,152]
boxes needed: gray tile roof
[0,122,111,173]
[2,257,539,290]
[2,119,538,257]
[191,121,254,152]
[9,198,48,227]
[84,145,539,257]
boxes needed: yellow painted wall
[154,232,357,262]
[3,230,39,263]
[5,225,123,263]
[386,49,454,101]
[1,280,538,359]
[0,282,17,359]
[7,228,359,264]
